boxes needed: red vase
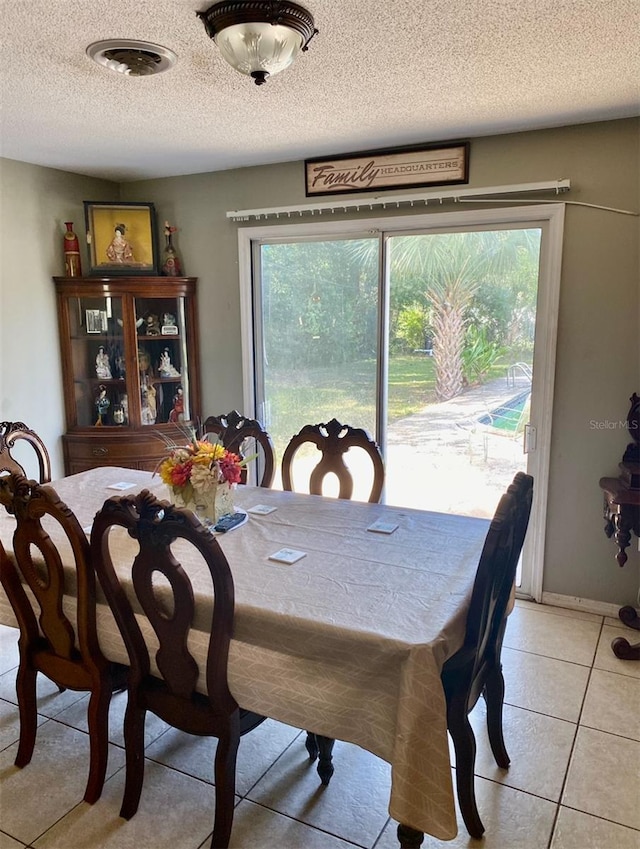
[63,222,82,277]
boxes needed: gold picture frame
[84,201,159,275]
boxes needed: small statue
[144,314,161,336]
[113,346,126,379]
[162,221,182,276]
[162,312,177,329]
[623,392,640,464]
[138,347,152,375]
[95,346,112,380]
[168,386,185,423]
[140,380,157,425]
[95,385,110,426]
[158,347,180,377]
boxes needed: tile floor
[0,600,638,849]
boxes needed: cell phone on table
[213,512,246,533]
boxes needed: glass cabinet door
[133,295,192,427]
[68,295,129,427]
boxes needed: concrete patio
[384,372,532,518]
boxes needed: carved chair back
[281,418,384,503]
[0,421,51,483]
[90,489,265,846]
[0,472,122,804]
[201,410,275,488]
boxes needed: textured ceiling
[1,0,638,182]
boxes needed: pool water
[477,390,530,433]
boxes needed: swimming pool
[477,390,530,434]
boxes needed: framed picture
[85,309,108,333]
[84,201,159,275]
[305,140,469,197]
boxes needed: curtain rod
[226,179,571,221]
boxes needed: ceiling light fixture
[86,40,178,76]
[197,1,317,86]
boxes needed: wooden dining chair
[281,418,384,782]
[281,417,384,503]
[0,472,127,804]
[201,410,276,488]
[439,471,533,839]
[317,471,533,846]
[0,421,51,483]
[90,489,266,849]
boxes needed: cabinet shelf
[54,276,201,474]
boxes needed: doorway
[239,205,565,599]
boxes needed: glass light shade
[215,22,303,79]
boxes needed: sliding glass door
[240,206,564,598]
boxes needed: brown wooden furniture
[90,489,266,849]
[439,471,533,840]
[0,473,127,803]
[281,417,384,503]
[0,421,51,483]
[201,410,276,488]
[599,392,640,661]
[281,418,385,783]
[53,276,201,475]
[315,472,533,848]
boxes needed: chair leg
[448,700,484,839]
[15,662,37,768]
[484,667,510,769]
[120,702,146,820]
[211,716,241,849]
[305,730,318,760]
[315,735,335,786]
[397,823,424,848]
[83,681,111,804]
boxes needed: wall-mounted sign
[305,141,469,197]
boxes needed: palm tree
[388,229,540,400]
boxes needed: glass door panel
[385,228,542,530]
[133,295,191,426]
[69,295,126,427]
[256,237,380,495]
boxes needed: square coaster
[367,520,399,534]
[268,548,307,565]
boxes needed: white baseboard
[541,591,624,619]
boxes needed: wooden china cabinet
[53,276,201,474]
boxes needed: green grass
[265,354,437,455]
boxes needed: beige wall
[1,118,638,605]
[0,158,117,476]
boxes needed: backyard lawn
[264,353,515,457]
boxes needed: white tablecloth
[0,467,489,839]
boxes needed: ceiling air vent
[86,40,177,76]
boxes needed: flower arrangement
[156,433,248,522]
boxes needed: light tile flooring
[0,601,639,849]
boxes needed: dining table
[0,466,490,844]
